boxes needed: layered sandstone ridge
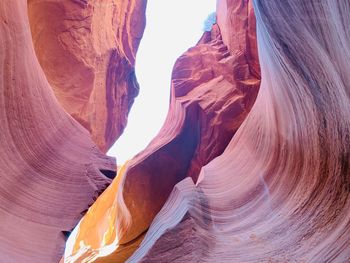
[28,0,146,152]
[130,0,350,262]
[0,0,145,262]
[64,1,261,262]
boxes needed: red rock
[0,0,145,261]
[129,0,350,262]
[3,0,349,262]
[64,1,260,261]
[28,0,146,152]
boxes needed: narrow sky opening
[108,0,216,165]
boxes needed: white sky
[108,0,216,165]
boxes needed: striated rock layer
[28,0,146,152]
[129,0,350,262]
[0,0,145,262]
[64,1,260,262]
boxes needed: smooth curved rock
[28,0,146,152]
[64,1,260,261]
[0,1,117,262]
[129,0,350,262]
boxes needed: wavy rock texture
[129,0,350,262]
[28,0,146,152]
[64,1,260,262]
[0,0,146,262]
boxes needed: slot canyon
[0,0,349,262]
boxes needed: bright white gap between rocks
[108,0,216,165]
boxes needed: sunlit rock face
[129,0,350,262]
[0,0,145,262]
[64,1,261,262]
[28,0,146,152]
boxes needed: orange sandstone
[28,0,146,152]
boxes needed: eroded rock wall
[3,0,348,262]
[28,0,146,152]
[0,0,146,262]
[64,1,261,262]
[0,1,116,262]
[130,0,350,262]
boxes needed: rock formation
[0,0,145,262]
[129,0,350,262]
[1,0,350,262]
[64,1,261,262]
[66,0,350,262]
[28,0,146,152]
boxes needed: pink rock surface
[0,0,146,261]
[129,0,350,262]
[28,0,146,152]
[2,0,349,262]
